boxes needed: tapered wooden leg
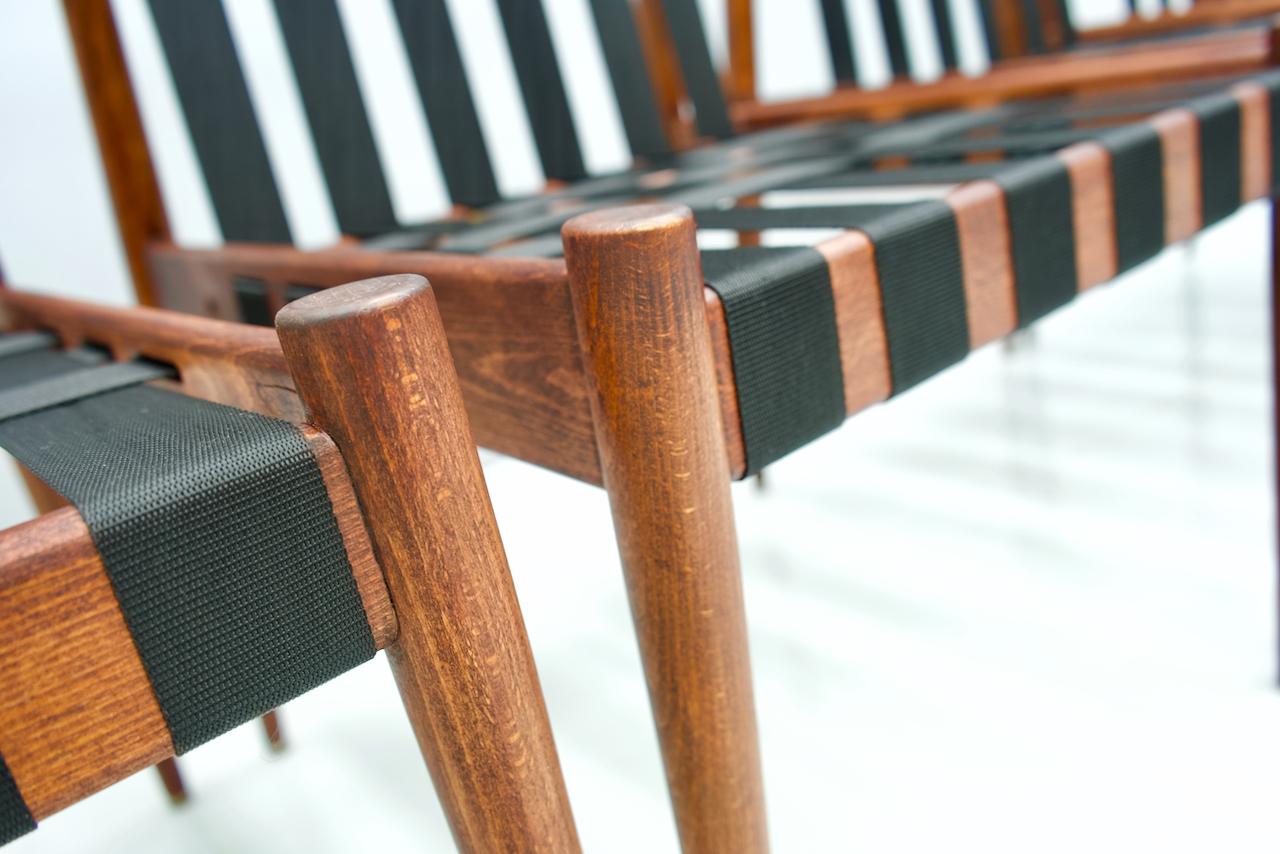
[155,758,188,805]
[276,276,579,854]
[260,710,285,753]
[563,205,768,853]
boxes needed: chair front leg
[564,205,768,853]
[277,276,580,854]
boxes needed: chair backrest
[91,0,734,248]
[809,0,1199,84]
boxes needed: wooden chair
[0,276,579,852]
[58,1,1280,850]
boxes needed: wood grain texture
[276,275,580,854]
[1234,81,1274,201]
[947,179,1020,346]
[733,29,1269,127]
[1057,142,1119,291]
[1152,108,1204,243]
[563,206,768,854]
[705,289,748,479]
[0,508,172,820]
[62,0,169,306]
[147,242,603,484]
[817,231,893,415]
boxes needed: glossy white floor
[1,203,1275,852]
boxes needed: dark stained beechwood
[563,206,768,854]
[276,276,580,854]
[62,0,169,306]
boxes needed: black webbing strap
[1098,124,1166,273]
[147,0,291,243]
[272,0,398,238]
[234,277,272,326]
[588,0,674,160]
[877,0,912,77]
[1190,94,1242,228]
[390,0,500,208]
[497,0,588,182]
[0,360,174,423]
[977,0,1004,61]
[0,752,32,846]
[994,158,1078,326]
[700,248,845,473]
[1021,0,1047,54]
[929,0,960,71]
[1268,73,1280,195]
[659,0,734,139]
[820,0,859,83]
[859,201,970,393]
[0,331,56,359]
[693,203,917,230]
[0,348,375,755]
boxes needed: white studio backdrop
[0,0,1138,309]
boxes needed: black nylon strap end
[0,753,34,846]
[860,201,969,393]
[701,247,846,474]
[995,158,1078,326]
[1191,94,1243,228]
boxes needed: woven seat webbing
[272,0,398,237]
[0,360,173,423]
[0,347,375,755]
[860,202,969,392]
[0,331,56,359]
[1192,95,1243,227]
[701,248,845,473]
[1100,124,1166,272]
[994,159,1079,326]
[0,754,32,846]
[146,0,290,244]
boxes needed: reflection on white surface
[4,204,1278,853]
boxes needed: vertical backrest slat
[389,0,501,208]
[495,0,589,182]
[876,0,913,77]
[820,0,859,83]
[587,0,673,160]
[977,0,1005,60]
[657,0,734,139]
[146,0,291,244]
[929,0,961,70]
[272,0,398,237]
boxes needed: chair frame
[0,277,579,852]
[56,1,1280,850]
